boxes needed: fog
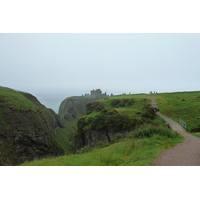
[1,33,200,112]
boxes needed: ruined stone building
[84,89,108,99]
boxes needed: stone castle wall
[84,89,108,99]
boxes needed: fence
[179,118,187,131]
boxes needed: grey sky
[0,33,200,112]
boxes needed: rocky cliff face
[57,91,109,153]
[74,130,128,151]
[58,97,94,122]
[0,87,63,165]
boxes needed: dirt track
[151,98,200,166]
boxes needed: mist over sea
[32,88,95,113]
[34,92,72,113]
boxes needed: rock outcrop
[59,97,91,121]
[74,108,140,152]
[0,87,63,165]
[57,89,110,153]
[58,89,109,121]
[74,130,128,151]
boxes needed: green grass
[21,126,184,166]
[92,97,150,119]
[111,91,200,132]
[152,115,166,126]
[0,86,39,112]
[55,91,200,159]
[0,86,41,131]
[56,119,78,154]
[187,132,200,138]
[20,90,200,166]
[151,91,200,131]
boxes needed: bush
[115,133,123,142]
[141,100,159,120]
[118,102,125,107]
[78,146,92,154]
[96,141,110,148]
[126,98,135,106]
[110,99,121,107]
[77,109,138,135]
[110,98,135,108]
[131,124,180,139]
[191,124,200,133]
[86,102,105,114]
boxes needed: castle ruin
[84,89,109,99]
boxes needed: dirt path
[151,98,200,166]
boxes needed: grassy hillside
[153,91,200,132]
[21,125,184,166]
[56,119,78,154]
[0,86,39,111]
[21,90,200,166]
[109,92,200,132]
[0,86,63,165]
[21,94,178,166]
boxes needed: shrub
[86,102,104,114]
[141,100,159,120]
[118,102,125,107]
[116,133,123,141]
[191,124,200,133]
[96,141,110,148]
[131,124,180,139]
[126,98,135,106]
[78,146,92,154]
[110,98,135,108]
[77,109,138,135]
[110,99,121,107]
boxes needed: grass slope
[0,87,39,131]
[22,91,200,166]
[21,126,184,166]
[153,91,200,131]
[0,86,39,112]
[56,119,78,154]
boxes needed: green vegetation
[152,91,200,132]
[20,90,200,166]
[110,98,135,108]
[0,86,64,165]
[21,125,184,166]
[141,99,159,120]
[78,109,140,137]
[86,101,105,114]
[0,86,39,112]
[75,96,164,150]
[56,119,77,154]
[0,87,41,132]
[110,91,200,133]
[131,124,181,139]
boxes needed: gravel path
[151,98,200,166]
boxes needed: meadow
[21,90,200,166]
[153,91,200,132]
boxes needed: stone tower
[90,89,102,99]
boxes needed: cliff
[58,97,91,120]
[74,107,140,151]
[0,86,63,165]
[58,89,109,121]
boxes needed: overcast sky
[0,33,200,112]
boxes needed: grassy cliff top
[0,86,39,112]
